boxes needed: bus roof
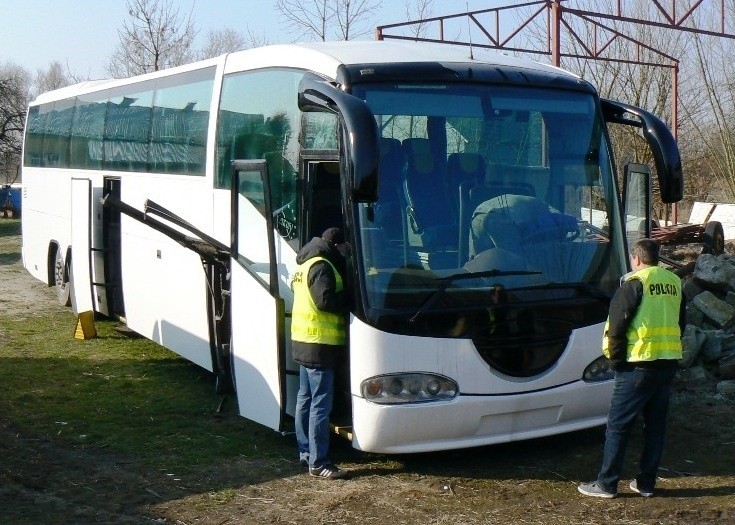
[223,40,577,81]
[31,41,581,105]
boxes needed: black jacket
[291,236,348,368]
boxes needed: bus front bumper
[350,379,612,454]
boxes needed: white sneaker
[630,479,653,497]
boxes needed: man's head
[321,227,345,247]
[630,238,659,270]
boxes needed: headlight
[360,373,458,404]
[583,355,614,382]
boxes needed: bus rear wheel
[54,248,72,307]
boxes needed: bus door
[230,159,287,431]
[100,178,125,319]
[622,163,652,249]
[70,177,94,315]
[304,160,342,239]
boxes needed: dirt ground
[2,224,735,524]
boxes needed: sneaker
[630,479,653,497]
[578,481,617,498]
[309,464,347,479]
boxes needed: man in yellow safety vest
[579,238,685,498]
[292,227,349,479]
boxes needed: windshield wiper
[409,269,540,324]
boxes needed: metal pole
[551,0,562,66]
[673,63,679,224]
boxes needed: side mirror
[298,77,379,203]
[601,99,683,203]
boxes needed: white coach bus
[21,41,682,453]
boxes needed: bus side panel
[120,176,214,371]
[21,169,73,283]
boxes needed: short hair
[631,238,659,265]
[321,227,344,245]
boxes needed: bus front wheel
[54,248,72,307]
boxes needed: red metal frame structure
[377,0,735,223]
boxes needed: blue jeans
[597,366,677,493]
[295,365,334,469]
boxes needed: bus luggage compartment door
[70,177,94,314]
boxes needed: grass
[0,314,274,472]
[0,226,295,473]
[0,217,21,237]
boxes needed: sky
[0,0,504,79]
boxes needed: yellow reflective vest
[291,256,346,346]
[603,266,682,362]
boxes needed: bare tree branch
[334,0,382,41]
[35,61,74,95]
[402,0,434,39]
[275,0,332,41]
[107,0,198,77]
[0,62,32,184]
[275,0,381,41]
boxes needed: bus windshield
[351,82,626,330]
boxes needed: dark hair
[631,238,659,265]
[321,227,344,246]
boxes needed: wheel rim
[54,249,71,306]
[55,251,66,288]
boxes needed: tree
[275,0,381,41]
[275,0,331,41]
[0,62,31,184]
[334,0,382,41]
[402,0,434,39]
[35,61,75,95]
[107,0,197,77]
[680,32,735,202]
[198,28,270,60]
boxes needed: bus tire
[704,221,725,255]
[54,247,72,307]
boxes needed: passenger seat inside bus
[376,137,405,241]
[447,152,486,214]
[401,138,456,252]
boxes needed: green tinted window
[23,105,47,167]
[41,99,76,167]
[27,67,215,174]
[70,91,108,169]
[150,67,214,175]
[216,69,302,240]
[302,112,338,150]
[104,82,154,171]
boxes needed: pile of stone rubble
[678,253,735,395]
